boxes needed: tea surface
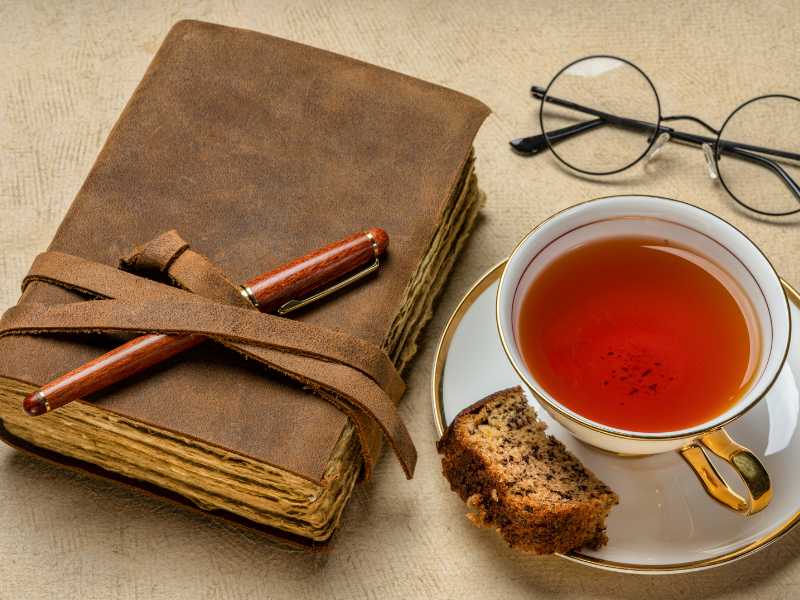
[517,235,757,432]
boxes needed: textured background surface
[2,1,800,598]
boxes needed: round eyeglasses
[511,55,800,217]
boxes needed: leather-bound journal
[0,20,488,546]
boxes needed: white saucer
[432,261,800,574]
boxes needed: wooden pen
[22,228,388,416]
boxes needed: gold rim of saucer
[431,259,800,574]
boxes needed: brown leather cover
[0,20,489,483]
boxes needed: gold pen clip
[276,257,380,316]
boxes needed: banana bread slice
[437,386,618,554]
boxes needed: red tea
[517,235,759,432]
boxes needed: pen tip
[23,391,48,416]
[367,227,389,255]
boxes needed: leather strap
[3,233,415,479]
[121,230,254,310]
[22,251,405,400]
[119,229,191,274]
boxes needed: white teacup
[496,195,790,515]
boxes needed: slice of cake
[437,386,618,554]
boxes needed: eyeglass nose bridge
[645,135,722,183]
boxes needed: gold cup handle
[680,429,772,515]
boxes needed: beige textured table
[2,2,799,598]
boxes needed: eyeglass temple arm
[511,119,606,154]
[520,119,800,202]
[530,85,656,133]
[671,129,800,163]
[533,85,800,162]
[511,85,655,154]
[722,147,800,205]
[523,85,800,200]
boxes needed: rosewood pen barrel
[244,227,387,311]
[22,228,388,416]
[23,333,204,416]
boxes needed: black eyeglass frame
[715,94,800,216]
[537,55,663,177]
[513,54,800,217]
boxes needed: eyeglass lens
[717,96,800,216]
[541,57,659,175]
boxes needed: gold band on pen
[239,285,260,309]
[35,390,51,413]
[365,230,379,259]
